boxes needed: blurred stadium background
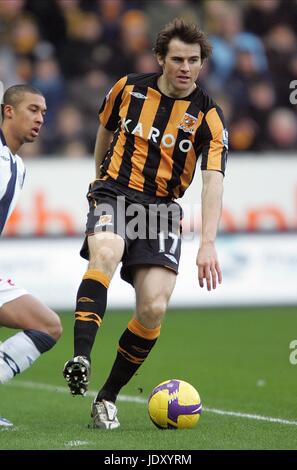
[1,0,297,450]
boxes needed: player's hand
[196,242,222,291]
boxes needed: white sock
[0,332,41,384]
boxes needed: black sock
[96,318,160,403]
[74,269,110,361]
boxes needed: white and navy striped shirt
[0,129,25,235]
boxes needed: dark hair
[1,84,44,121]
[154,18,212,61]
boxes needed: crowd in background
[0,0,296,158]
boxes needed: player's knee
[49,317,63,341]
[44,312,63,341]
[150,298,167,319]
[139,296,168,324]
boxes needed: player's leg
[63,185,126,395]
[63,232,124,395]
[95,266,176,402]
[91,266,176,429]
[91,201,181,428]
[0,292,62,384]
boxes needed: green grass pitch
[1,306,297,450]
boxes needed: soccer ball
[148,379,202,429]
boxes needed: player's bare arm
[197,170,223,291]
[94,123,114,179]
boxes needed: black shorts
[80,179,183,285]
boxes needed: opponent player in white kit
[0,85,62,427]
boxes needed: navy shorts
[80,179,183,285]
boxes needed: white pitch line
[6,380,297,427]
[203,407,297,426]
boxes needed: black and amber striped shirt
[99,73,227,199]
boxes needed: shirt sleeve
[99,76,128,131]
[199,105,228,175]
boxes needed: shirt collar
[0,128,7,147]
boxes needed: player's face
[158,38,203,97]
[12,93,47,144]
